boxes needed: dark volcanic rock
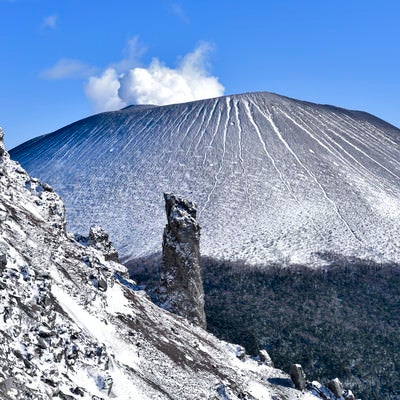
[0,240,7,269]
[290,364,306,391]
[76,225,119,262]
[0,128,6,157]
[158,193,206,328]
[0,252,6,269]
[259,349,274,367]
[88,225,119,262]
[327,378,343,398]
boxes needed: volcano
[11,92,400,265]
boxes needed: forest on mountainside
[128,253,400,400]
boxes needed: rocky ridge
[0,127,348,399]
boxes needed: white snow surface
[10,91,400,266]
[0,133,329,399]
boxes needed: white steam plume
[85,43,224,112]
[85,69,125,111]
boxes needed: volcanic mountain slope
[11,92,400,265]
[0,131,339,399]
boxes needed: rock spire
[158,193,206,328]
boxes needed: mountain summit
[11,92,400,265]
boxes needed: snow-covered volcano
[11,92,400,265]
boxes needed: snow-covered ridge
[10,91,400,266]
[1,128,336,399]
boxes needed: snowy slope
[10,92,400,265]
[1,129,333,399]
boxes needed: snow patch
[247,381,272,400]
[51,284,140,370]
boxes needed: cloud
[40,59,96,80]
[85,42,224,112]
[170,3,190,24]
[42,15,57,29]
[85,68,126,112]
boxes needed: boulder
[290,364,306,391]
[0,253,6,269]
[259,349,274,367]
[0,241,8,269]
[327,378,343,398]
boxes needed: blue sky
[1,0,400,150]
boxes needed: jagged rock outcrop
[158,192,206,328]
[88,225,119,262]
[76,225,119,262]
